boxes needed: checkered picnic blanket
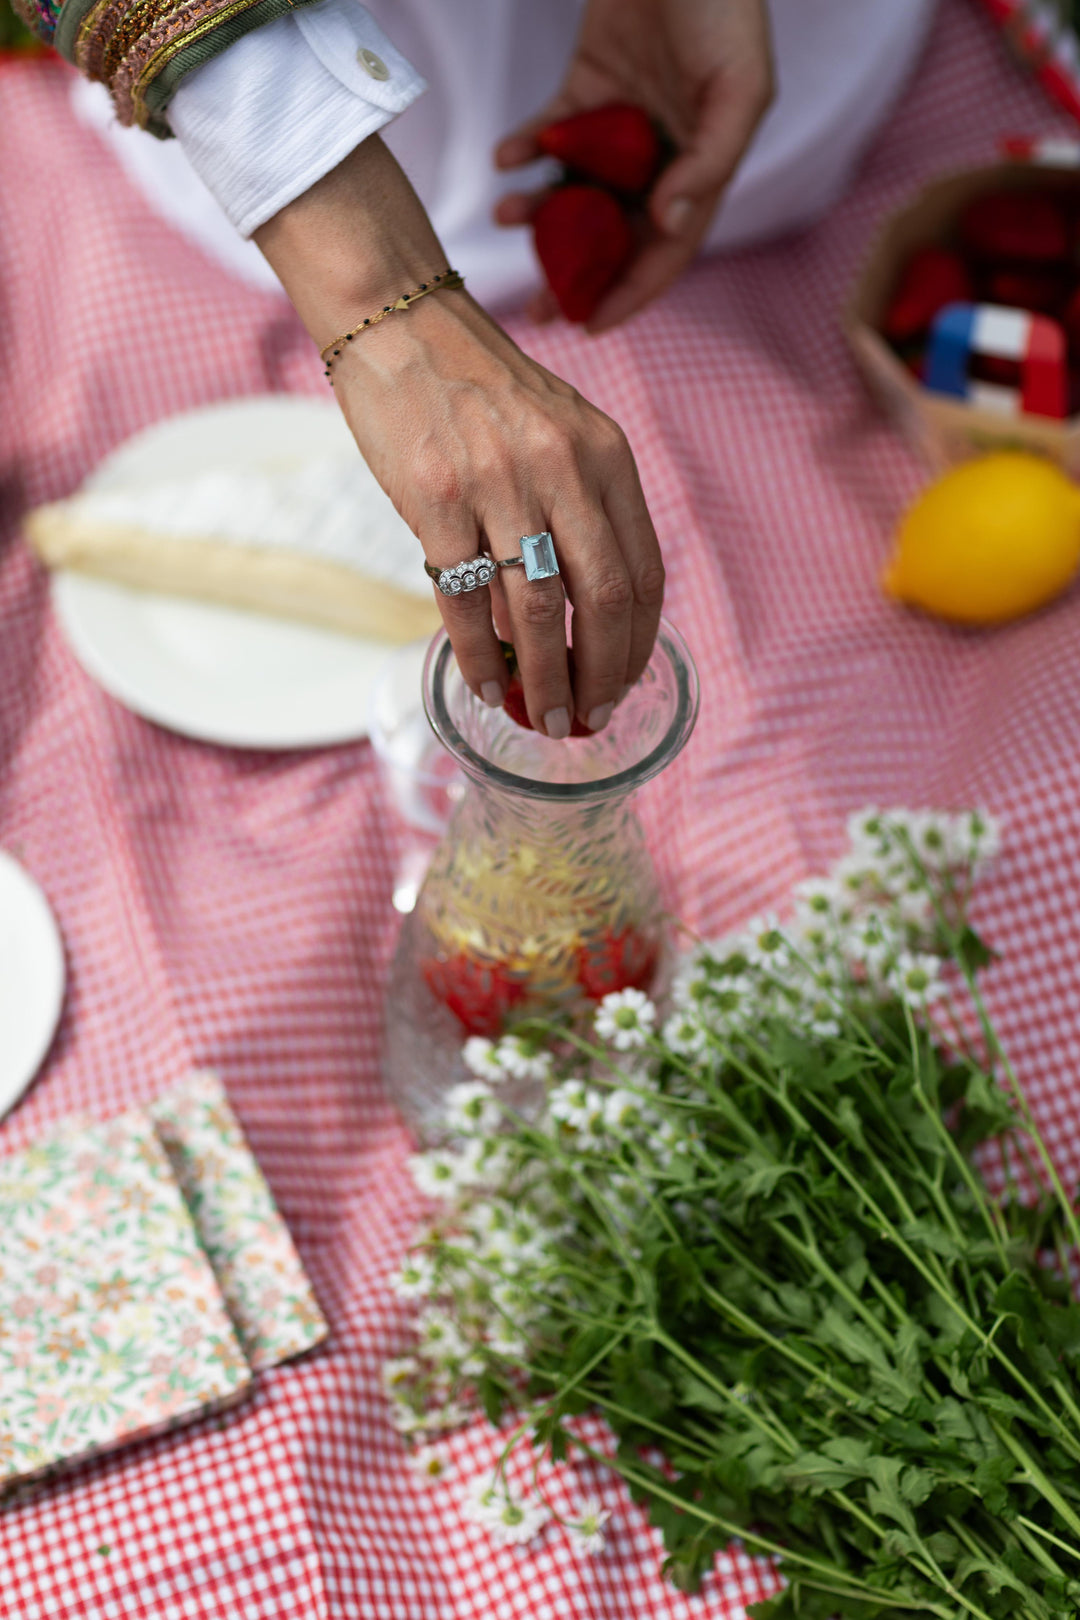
[3,4,1080,1615]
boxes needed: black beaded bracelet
[319,269,465,383]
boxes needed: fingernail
[481,681,504,708]
[665,197,692,234]
[586,702,613,733]
[543,706,571,740]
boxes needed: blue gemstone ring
[499,531,560,583]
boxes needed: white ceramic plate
[52,396,423,751]
[0,851,65,1121]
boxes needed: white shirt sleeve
[167,0,427,239]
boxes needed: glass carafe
[383,618,700,1135]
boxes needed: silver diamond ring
[424,533,560,598]
[424,553,498,597]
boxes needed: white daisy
[662,1008,709,1058]
[390,1254,437,1301]
[547,1079,591,1128]
[948,808,1002,867]
[739,916,790,971]
[407,1150,461,1200]
[409,1445,454,1486]
[890,950,946,1010]
[568,1497,611,1556]
[442,1080,502,1136]
[483,1482,551,1547]
[463,1036,509,1082]
[603,1088,645,1134]
[382,1355,419,1392]
[495,1034,553,1083]
[594,988,657,1050]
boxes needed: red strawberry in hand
[533,185,634,323]
[538,104,662,195]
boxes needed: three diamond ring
[424,532,560,598]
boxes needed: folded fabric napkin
[0,1111,251,1490]
[151,1071,328,1372]
[0,1072,328,1494]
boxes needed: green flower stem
[572,1438,954,1615]
[1016,1515,1080,1567]
[650,1326,801,1454]
[825,1490,1002,1620]
[991,1418,1080,1542]
[695,1277,876,1412]
[753,1070,1080,1466]
[768,1218,897,1350]
[901,832,1080,1264]
[902,1005,1011,1269]
[970,1513,1066,1582]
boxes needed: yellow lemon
[883,452,1080,625]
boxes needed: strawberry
[421,953,527,1037]
[882,247,973,343]
[968,352,1022,389]
[576,925,658,1001]
[959,190,1069,264]
[499,641,590,735]
[533,185,634,323]
[982,265,1067,315]
[1061,285,1080,356]
[537,104,662,195]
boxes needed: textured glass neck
[423,622,700,806]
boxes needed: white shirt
[73,0,939,308]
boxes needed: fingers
[423,526,508,709]
[597,447,665,688]
[548,501,632,733]
[585,202,715,333]
[493,92,577,171]
[493,188,551,228]
[649,54,775,240]
[488,521,574,738]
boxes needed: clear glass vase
[382,618,700,1137]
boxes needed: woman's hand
[255,137,664,738]
[494,0,774,333]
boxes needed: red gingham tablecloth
[4,4,1080,1615]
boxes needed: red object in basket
[421,954,528,1037]
[1062,285,1080,353]
[576,926,659,1001]
[537,104,662,194]
[883,246,974,342]
[982,266,1067,315]
[533,184,634,323]
[959,190,1069,263]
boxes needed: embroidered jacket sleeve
[13,0,420,138]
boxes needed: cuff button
[358,47,390,79]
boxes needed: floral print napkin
[150,1072,328,1371]
[0,1111,251,1490]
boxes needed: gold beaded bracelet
[320,269,465,383]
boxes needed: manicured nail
[481,681,504,708]
[665,197,692,234]
[586,702,613,733]
[543,706,571,740]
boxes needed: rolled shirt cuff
[168,0,426,238]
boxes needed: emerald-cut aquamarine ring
[499,531,560,582]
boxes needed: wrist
[253,134,450,343]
